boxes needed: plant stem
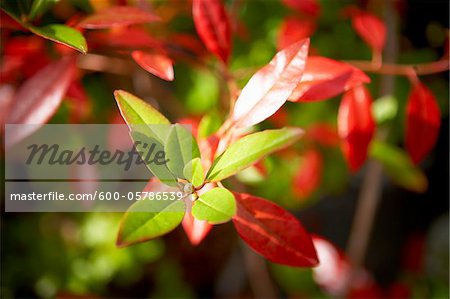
[343,0,398,295]
[346,59,449,76]
[233,59,449,80]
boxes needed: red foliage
[192,0,232,64]
[338,85,375,172]
[292,149,323,199]
[405,82,441,164]
[232,192,318,267]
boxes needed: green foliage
[165,124,200,179]
[183,157,205,187]
[206,128,303,182]
[192,187,236,224]
[117,200,185,247]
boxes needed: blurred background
[1,0,449,298]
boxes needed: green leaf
[183,157,204,187]
[131,131,178,186]
[114,90,171,142]
[117,199,185,247]
[192,188,236,224]
[30,24,87,53]
[372,95,398,125]
[206,127,303,182]
[29,0,59,20]
[165,124,200,178]
[370,140,427,193]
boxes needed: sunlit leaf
[131,131,178,186]
[206,128,303,182]
[117,199,185,247]
[232,39,309,129]
[113,90,170,141]
[232,192,318,267]
[30,24,87,53]
[289,56,370,102]
[165,124,200,179]
[183,158,204,188]
[132,51,174,81]
[192,187,236,224]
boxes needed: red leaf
[199,134,220,171]
[292,149,323,199]
[305,123,340,147]
[0,10,25,30]
[289,56,370,102]
[78,6,160,29]
[232,192,318,267]
[311,235,350,294]
[405,82,440,164]
[232,39,309,129]
[182,212,213,245]
[87,27,163,50]
[338,85,375,172]
[132,51,174,81]
[352,11,386,53]
[65,80,91,122]
[5,57,75,147]
[277,17,316,50]
[192,0,232,64]
[281,0,321,17]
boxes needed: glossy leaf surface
[117,198,185,247]
[232,39,309,129]
[132,51,174,81]
[289,56,370,102]
[206,128,303,182]
[192,187,236,224]
[232,192,318,267]
[165,124,201,179]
